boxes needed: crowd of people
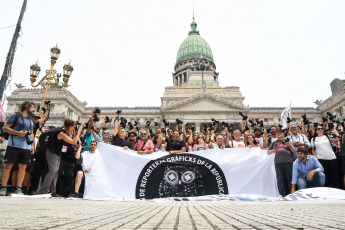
[0,100,344,198]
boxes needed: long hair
[21,101,35,112]
[63,118,75,130]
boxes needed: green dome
[176,19,214,64]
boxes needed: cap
[32,114,41,119]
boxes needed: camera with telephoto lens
[176,119,183,124]
[120,117,127,127]
[248,119,255,126]
[116,109,122,115]
[154,122,159,127]
[286,117,292,124]
[146,120,151,127]
[326,112,336,122]
[128,122,134,130]
[25,130,33,145]
[163,119,169,127]
[322,116,328,123]
[105,116,112,123]
[244,123,249,131]
[256,119,263,127]
[211,118,219,125]
[278,124,283,129]
[94,107,101,114]
[93,114,100,122]
[134,120,139,126]
[301,114,311,125]
[239,112,248,120]
[190,125,195,132]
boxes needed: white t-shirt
[255,137,264,147]
[82,151,97,172]
[311,135,336,160]
[229,140,246,148]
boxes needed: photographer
[332,123,345,189]
[0,101,35,196]
[128,131,137,150]
[289,123,310,151]
[228,129,245,148]
[39,118,83,196]
[267,129,296,196]
[166,130,187,154]
[112,113,132,149]
[32,101,51,136]
[311,124,340,188]
[136,130,154,154]
[84,109,103,151]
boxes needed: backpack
[38,129,61,149]
[3,112,21,140]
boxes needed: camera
[248,119,255,126]
[120,117,127,127]
[45,100,51,105]
[239,112,248,120]
[116,109,122,115]
[322,117,328,123]
[190,125,195,132]
[266,128,271,133]
[149,129,154,137]
[301,114,311,125]
[93,114,100,122]
[176,119,183,124]
[326,112,336,122]
[328,122,334,130]
[128,122,134,130]
[146,120,151,127]
[286,117,292,124]
[154,122,159,127]
[211,118,219,125]
[94,107,101,114]
[313,122,319,128]
[283,136,290,144]
[278,124,283,129]
[25,130,34,145]
[203,124,208,132]
[134,120,139,126]
[208,123,214,131]
[256,119,263,127]
[163,119,170,127]
[105,116,112,123]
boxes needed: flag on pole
[280,103,291,129]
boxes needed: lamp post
[194,56,210,93]
[30,45,73,136]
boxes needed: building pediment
[162,93,248,112]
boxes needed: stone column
[195,122,201,133]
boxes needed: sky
[1,0,345,109]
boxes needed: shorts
[4,146,30,164]
[74,164,83,174]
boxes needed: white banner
[280,103,292,129]
[83,143,280,200]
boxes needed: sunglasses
[129,135,135,137]
[317,128,323,130]
[198,136,203,138]
[103,133,109,135]
[141,133,147,135]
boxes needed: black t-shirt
[112,134,132,148]
[33,122,40,137]
[51,129,67,156]
[166,139,186,151]
[61,143,76,163]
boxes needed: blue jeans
[297,172,325,189]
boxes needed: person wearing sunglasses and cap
[136,130,154,154]
[311,124,340,188]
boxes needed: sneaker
[14,188,24,195]
[0,187,7,196]
[29,191,38,196]
[67,192,79,198]
[51,192,61,197]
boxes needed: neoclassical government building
[5,19,345,132]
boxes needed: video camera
[239,112,248,120]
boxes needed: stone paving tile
[1,197,345,229]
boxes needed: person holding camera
[267,129,296,196]
[39,118,83,196]
[311,124,340,188]
[153,134,166,152]
[289,123,310,151]
[136,130,154,154]
[0,101,35,196]
[166,130,187,154]
[112,113,132,149]
[228,129,245,148]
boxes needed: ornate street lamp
[30,45,73,136]
[194,56,210,93]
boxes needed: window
[268,118,273,122]
[184,73,187,83]
[264,118,268,122]
[36,105,40,112]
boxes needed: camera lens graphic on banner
[135,154,228,199]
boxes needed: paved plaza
[1,197,345,229]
